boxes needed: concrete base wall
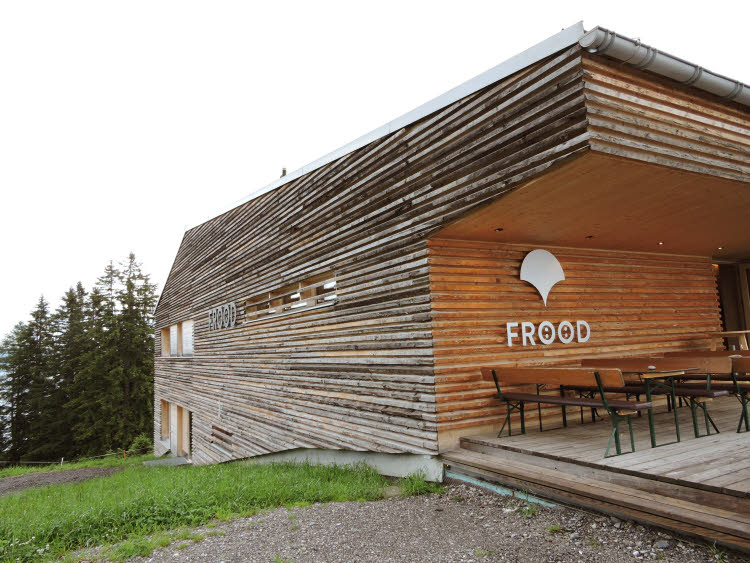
[247,448,445,482]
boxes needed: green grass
[398,471,444,497]
[0,461,388,561]
[521,503,538,518]
[0,453,157,479]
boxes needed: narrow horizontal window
[245,273,337,323]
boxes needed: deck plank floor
[461,396,750,496]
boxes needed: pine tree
[69,286,118,455]
[23,297,59,460]
[0,323,32,462]
[115,253,156,447]
[53,283,88,457]
[1,255,157,460]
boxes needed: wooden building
[154,23,750,469]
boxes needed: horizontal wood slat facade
[154,45,592,464]
[428,239,722,435]
[582,54,750,183]
[154,44,748,463]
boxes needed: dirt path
[0,467,122,496]
[120,480,746,563]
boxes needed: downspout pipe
[580,26,750,107]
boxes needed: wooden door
[169,403,178,454]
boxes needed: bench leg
[605,418,622,457]
[702,402,718,435]
[520,402,526,435]
[605,414,636,458]
[498,402,526,438]
[738,393,750,433]
[537,399,543,432]
[690,399,700,438]
[627,416,635,452]
[499,407,511,438]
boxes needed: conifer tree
[0,254,157,461]
[53,283,88,457]
[0,323,32,462]
[23,297,59,460]
[69,286,118,455]
[114,253,156,446]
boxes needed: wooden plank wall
[428,239,722,438]
[154,45,591,464]
[582,54,750,182]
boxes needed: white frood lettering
[505,320,591,346]
[558,320,574,344]
[576,320,591,343]
[506,322,519,347]
[521,322,536,346]
[538,321,555,345]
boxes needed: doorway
[716,263,750,347]
[167,402,192,458]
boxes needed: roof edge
[580,26,750,106]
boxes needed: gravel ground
[0,467,122,496]
[107,480,748,563]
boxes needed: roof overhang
[432,152,750,261]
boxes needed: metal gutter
[187,22,586,230]
[579,26,750,106]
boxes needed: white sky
[1,1,749,337]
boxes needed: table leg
[670,376,680,443]
[645,380,656,448]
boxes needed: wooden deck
[443,396,750,553]
[468,396,750,496]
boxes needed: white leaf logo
[520,249,565,306]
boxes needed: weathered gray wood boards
[582,55,750,182]
[154,43,750,465]
[155,44,591,464]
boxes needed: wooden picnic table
[581,359,697,448]
[626,368,692,448]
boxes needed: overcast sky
[1,1,748,337]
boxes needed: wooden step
[459,431,750,498]
[442,448,750,553]
[459,441,750,517]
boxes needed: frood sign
[507,250,591,347]
[506,320,590,347]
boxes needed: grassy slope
[0,461,388,561]
[0,454,157,479]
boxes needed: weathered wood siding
[582,54,750,183]
[154,45,591,464]
[428,239,722,436]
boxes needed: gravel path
[0,467,121,496]
[123,480,747,563]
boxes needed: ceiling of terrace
[434,152,750,261]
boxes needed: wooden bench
[480,367,652,457]
[581,356,733,438]
[666,356,750,433]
